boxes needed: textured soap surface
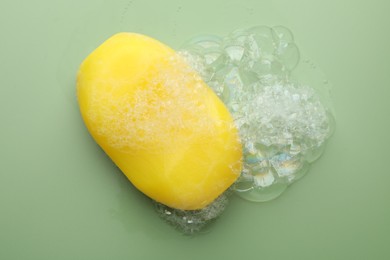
[77,33,242,210]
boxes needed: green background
[1,0,389,259]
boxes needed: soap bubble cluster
[180,26,335,202]
[155,193,229,234]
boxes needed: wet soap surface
[1,0,390,259]
[77,33,242,211]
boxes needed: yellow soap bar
[77,33,242,210]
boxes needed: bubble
[272,25,294,44]
[252,59,273,77]
[271,153,303,177]
[203,49,223,65]
[248,26,276,55]
[304,143,326,163]
[234,177,288,202]
[270,59,285,75]
[276,42,300,71]
[253,168,275,187]
[225,44,246,62]
[227,29,251,46]
[183,34,223,50]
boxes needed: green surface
[1,0,389,259]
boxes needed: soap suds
[86,53,236,154]
[179,26,335,202]
[155,193,229,234]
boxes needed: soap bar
[77,33,242,210]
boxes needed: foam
[180,25,335,202]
